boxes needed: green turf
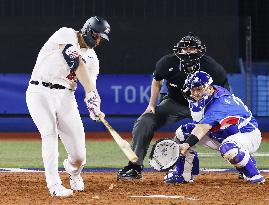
[0,140,268,169]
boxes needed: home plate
[130,195,197,200]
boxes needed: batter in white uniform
[26,16,111,197]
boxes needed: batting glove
[85,91,101,121]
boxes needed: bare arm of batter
[144,79,163,114]
[75,58,96,93]
[76,60,104,119]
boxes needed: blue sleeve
[199,100,229,126]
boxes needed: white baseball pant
[26,84,86,188]
[198,128,261,154]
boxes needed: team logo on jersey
[66,70,77,82]
[169,83,177,88]
[169,67,174,71]
[104,27,110,34]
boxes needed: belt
[30,80,68,90]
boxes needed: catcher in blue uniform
[149,71,265,184]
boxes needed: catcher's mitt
[149,138,180,171]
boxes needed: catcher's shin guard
[192,151,199,175]
[164,150,199,184]
[219,142,265,184]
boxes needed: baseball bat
[99,116,138,163]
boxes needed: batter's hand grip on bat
[99,115,138,163]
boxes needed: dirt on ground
[0,172,268,205]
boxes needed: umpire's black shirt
[153,54,228,106]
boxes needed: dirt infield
[0,172,268,205]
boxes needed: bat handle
[98,113,105,122]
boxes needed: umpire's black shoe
[117,162,143,180]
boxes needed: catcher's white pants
[26,84,86,188]
[198,129,261,154]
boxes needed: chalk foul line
[130,194,198,200]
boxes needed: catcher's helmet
[173,32,206,74]
[185,71,213,90]
[80,16,111,48]
[182,71,213,100]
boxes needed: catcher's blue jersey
[189,85,258,143]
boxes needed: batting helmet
[80,16,111,48]
[173,32,206,74]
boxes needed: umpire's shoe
[117,162,143,180]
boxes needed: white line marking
[130,195,197,200]
[1,168,269,173]
[199,152,269,157]
[0,168,42,172]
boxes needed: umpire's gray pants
[131,96,191,165]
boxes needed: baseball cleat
[49,184,73,197]
[117,162,143,180]
[238,172,245,180]
[69,174,84,191]
[63,159,85,191]
[164,171,194,184]
[247,174,265,184]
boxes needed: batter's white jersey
[30,27,100,90]
[26,27,100,189]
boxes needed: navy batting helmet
[80,16,111,48]
[173,32,206,74]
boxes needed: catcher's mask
[149,138,180,172]
[182,71,213,102]
[80,16,111,48]
[173,32,206,74]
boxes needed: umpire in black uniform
[118,33,229,180]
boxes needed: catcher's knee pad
[175,123,195,142]
[219,142,252,167]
